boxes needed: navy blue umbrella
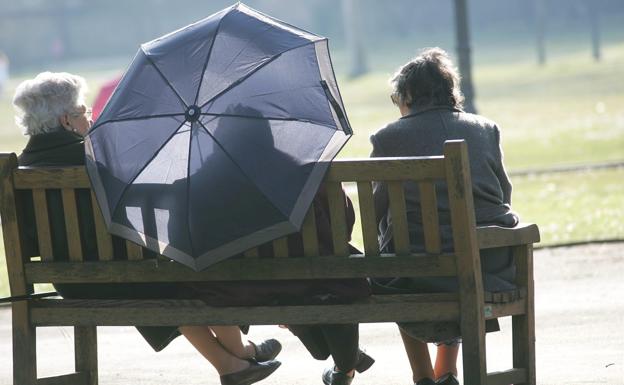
[85,3,352,270]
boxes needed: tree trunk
[454,0,476,113]
[534,0,547,65]
[342,0,367,78]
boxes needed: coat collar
[400,105,462,120]
[22,128,84,154]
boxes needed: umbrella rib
[185,123,196,258]
[142,49,189,109]
[90,114,186,132]
[196,120,291,219]
[198,40,317,110]
[193,7,231,106]
[199,112,338,131]
[109,120,189,223]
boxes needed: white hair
[12,71,88,136]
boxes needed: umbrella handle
[0,291,59,303]
[320,80,352,135]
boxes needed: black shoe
[354,349,375,373]
[220,360,281,385]
[322,366,354,385]
[415,378,436,385]
[436,373,459,385]
[252,338,282,362]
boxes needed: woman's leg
[399,328,434,383]
[179,326,249,375]
[433,343,459,380]
[210,325,255,359]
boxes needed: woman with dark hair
[370,48,519,385]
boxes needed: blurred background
[0,0,623,297]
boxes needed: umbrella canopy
[85,3,352,270]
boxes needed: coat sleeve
[493,126,513,205]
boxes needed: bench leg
[75,326,98,385]
[460,326,487,385]
[13,302,37,385]
[512,245,536,385]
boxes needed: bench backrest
[0,140,483,304]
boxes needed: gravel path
[1,243,622,385]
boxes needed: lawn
[1,41,623,298]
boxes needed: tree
[342,0,367,78]
[454,0,476,113]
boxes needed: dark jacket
[16,128,181,352]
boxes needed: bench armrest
[477,223,540,249]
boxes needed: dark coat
[16,128,181,352]
[369,106,520,341]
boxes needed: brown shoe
[220,360,281,385]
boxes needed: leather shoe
[436,373,459,385]
[322,366,354,385]
[220,360,281,385]
[415,378,436,385]
[252,338,282,362]
[354,349,375,373]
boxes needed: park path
[0,243,622,385]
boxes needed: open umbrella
[85,3,352,270]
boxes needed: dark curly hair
[390,47,464,110]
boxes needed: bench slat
[32,189,53,261]
[90,191,113,261]
[301,206,319,257]
[30,295,460,326]
[272,237,289,258]
[126,241,144,260]
[477,223,540,249]
[419,182,442,254]
[243,248,259,258]
[326,157,445,182]
[24,254,458,283]
[387,181,410,255]
[326,182,349,256]
[13,166,91,189]
[357,181,379,256]
[61,189,83,261]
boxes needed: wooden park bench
[0,140,539,385]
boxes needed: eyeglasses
[71,107,93,120]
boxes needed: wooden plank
[0,154,37,384]
[32,189,54,261]
[243,248,259,258]
[301,206,319,257]
[443,140,487,385]
[61,189,83,261]
[75,326,98,385]
[487,368,527,385]
[91,191,113,261]
[37,372,90,385]
[477,223,540,249]
[512,244,537,385]
[357,181,379,256]
[326,157,445,182]
[326,182,349,256]
[13,166,90,189]
[387,181,410,255]
[272,237,289,258]
[126,241,144,260]
[25,254,458,283]
[418,182,441,253]
[30,295,460,326]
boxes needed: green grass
[1,40,623,298]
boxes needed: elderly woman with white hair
[12,72,282,385]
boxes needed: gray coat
[370,106,519,293]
